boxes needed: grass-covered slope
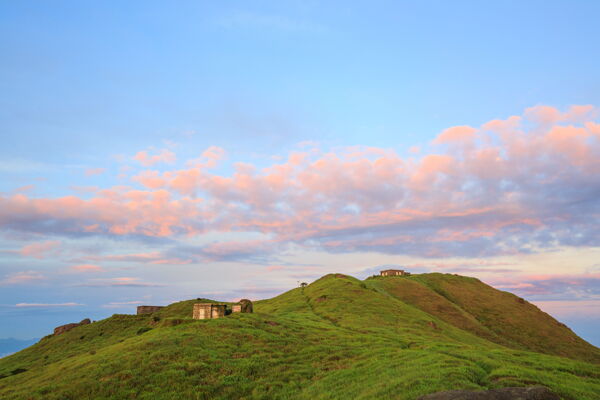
[390,273,598,363]
[0,273,599,400]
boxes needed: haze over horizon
[1,1,599,346]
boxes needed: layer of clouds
[19,240,60,259]
[69,264,104,273]
[76,277,165,288]
[533,300,600,318]
[0,105,599,261]
[487,272,600,301]
[0,271,45,286]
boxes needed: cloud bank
[1,105,599,260]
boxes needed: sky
[1,1,599,346]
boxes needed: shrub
[136,327,152,335]
[11,368,27,375]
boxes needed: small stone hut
[193,303,227,320]
[380,269,410,277]
[232,299,253,313]
[136,305,164,315]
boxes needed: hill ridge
[0,272,598,400]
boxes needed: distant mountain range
[0,273,599,399]
[0,338,38,359]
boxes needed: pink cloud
[494,282,535,289]
[70,264,104,272]
[133,148,176,167]
[0,270,44,286]
[562,105,597,123]
[78,277,165,287]
[13,184,36,193]
[0,105,599,260]
[133,146,227,195]
[195,146,226,168]
[19,240,60,259]
[132,170,166,189]
[524,105,562,125]
[525,104,598,126]
[85,168,106,177]
[0,190,205,237]
[432,125,477,144]
[481,115,521,134]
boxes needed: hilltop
[0,273,598,399]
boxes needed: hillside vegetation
[0,273,599,400]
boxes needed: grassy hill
[0,273,598,399]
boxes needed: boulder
[53,318,91,335]
[418,386,560,400]
[53,323,80,335]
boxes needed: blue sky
[1,1,599,346]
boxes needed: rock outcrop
[53,318,91,335]
[418,386,560,400]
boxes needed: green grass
[0,273,598,399]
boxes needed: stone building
[380,269,410,277]
[136,305,164,315]
[232,299,253,313]
[193,303,227,320]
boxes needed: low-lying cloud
[76,277,165,288]
[15,302,83,308]
[487,272,600,301]
[0,271,45,286]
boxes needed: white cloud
[15,302,83,308]
[102,300,144,309]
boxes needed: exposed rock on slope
[53,318,91,335]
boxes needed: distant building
[136,306,164,315]
[380,269,410,277]
[232,299,253,313]
[193,303,226,320]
